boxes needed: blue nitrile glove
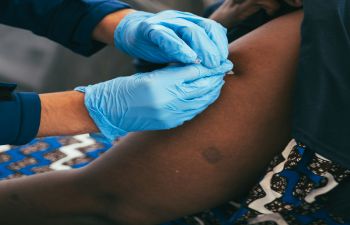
[75,60,233,142]
[114,10,229,68]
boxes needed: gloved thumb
[148,25,198,64]
[183,60,233,82]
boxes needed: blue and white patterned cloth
[0,134,112,179]
[0,137,349,225]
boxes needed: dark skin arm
[0,11,303,225]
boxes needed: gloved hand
[114,10,229,68]
[75,60,233,141]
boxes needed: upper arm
[80,10,304,225]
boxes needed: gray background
[0,0,216,93]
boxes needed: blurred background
[0,0,216,93]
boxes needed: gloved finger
[176,81,224,111]
[170,13,229,62]
[187,82,223,109]
[196,19,229,62]
[147,24,198,64]
[173,87,222,125]
[175,19,222,68]
[180,59,233,82]
[172,84,223,126]
[180,74,225,100]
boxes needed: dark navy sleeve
[0,83,41,145]
[0,0,130,56]
[292,0,350,168]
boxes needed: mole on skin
[9,193,23,206]
[201,147,223,165]
[10,193,20,202]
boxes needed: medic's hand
[114,10,229,68]
[75,60,233,141]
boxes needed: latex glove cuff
[75,86,128,142]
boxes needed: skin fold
[210,0,281,29]
[210,0,303,30]
[0,10,303,225]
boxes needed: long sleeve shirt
[0,0,130,145]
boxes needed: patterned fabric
[0,137,349,225]
[166,140,350,225]
[0,134,112,179]
[163,202,241,225]
[228,140,350,225]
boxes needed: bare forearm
[38,9,136,137]
[0,170,109,225]
[92,9,135,45]
[38,91,98,137]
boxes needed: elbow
[73,168,153,225]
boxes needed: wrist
[93,8,136,45]
[38,91,99,137]
[75,85,128,142]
